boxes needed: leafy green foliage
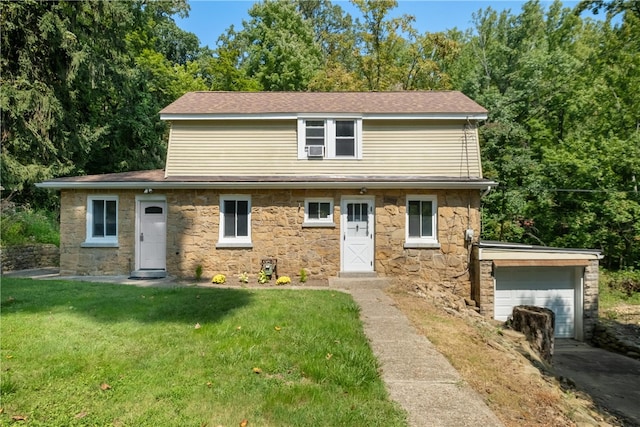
[456,0,640,268]
[0,0,201,201]
[4,0,639,269]
[0,205,59,246]
[601,268,640,298]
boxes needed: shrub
[0,205,59,246]
[606,269,640,297]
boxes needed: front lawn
[0,279,406,426]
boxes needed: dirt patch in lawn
[386,285,625,427]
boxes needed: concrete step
[329,274,388,290]
[129,269,167,279]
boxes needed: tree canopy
[1,0,638,268]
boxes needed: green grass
[0,279,406,426]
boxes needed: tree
[452,0,640,268]
[221,0,323,91]
[294,0,362,91]
[204,26,261,91]
[0,0,200,203]
[351,0,413,90]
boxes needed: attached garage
[472,241,601,341]
[494,266,579,338]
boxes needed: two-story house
[39,91,492,289]
[38,91,601,341]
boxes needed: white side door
[341,197,374,272]
[137,200,166,270]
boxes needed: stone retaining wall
[591,321,640,360]
[0,244,60,272]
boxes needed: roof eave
[37,179,497,191]
[477,240,603,259]
[159,112,489,121]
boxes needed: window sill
[81,241,119,248]
[216,242,254,249]
[302,222,336,228]
[403,242,441,249]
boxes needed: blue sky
[175,0,586,49]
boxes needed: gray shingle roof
[159,91,487,116]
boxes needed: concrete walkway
[6,270,504,426]
[347,286,504,426]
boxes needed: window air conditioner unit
[307,145,325,158]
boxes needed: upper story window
[404,195,439,248]
[218,195,252,247]
[297,118,362,159]
[83,195,118,247]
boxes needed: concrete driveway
[554,339,640,426]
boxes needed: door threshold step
[129,270,167,279]
[338,272,378,278]
[329,275,387,290]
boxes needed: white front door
[341,197,374,272]
[137,200,166,270]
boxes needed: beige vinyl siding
[165,119,482,178]
[165,121,297,176]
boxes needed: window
[84,196,118,246]
[405,195,439,248]
[218,195,252,247]
[335,120,355,156]
[297,118,362,159]
[305,120,325,147]
[303,198,334,227]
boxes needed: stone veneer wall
[59,188,480,292]
[471,254,495,316]
[375,190,479,298]
[583,260,599,341]
[59,190,136,275]
[472,254,600,341]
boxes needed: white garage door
[494,267,576,338]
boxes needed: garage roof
[477,240,602,263]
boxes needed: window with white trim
[303,198,334,226]
[297,118,362,159]
[219,195,252,246]
[85,196,118,246]
[405,195,438,246]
